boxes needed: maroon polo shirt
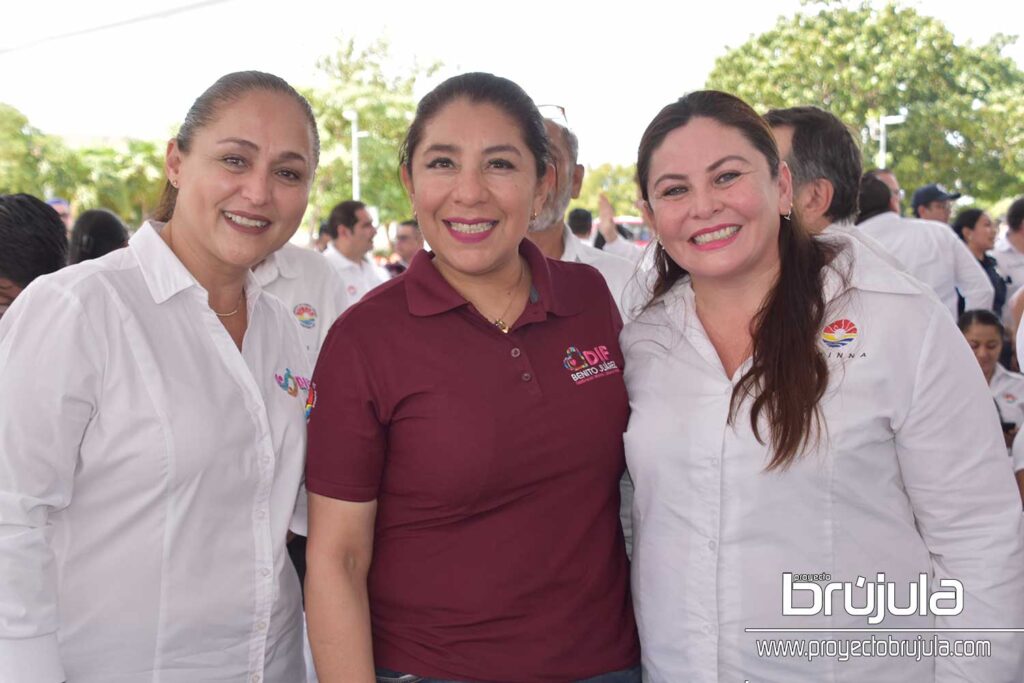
[306,239,639,682]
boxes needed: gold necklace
[491,261,526,334]
[213,290,245,318]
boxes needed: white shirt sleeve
[0,280,103,683]
[894,307,1024,678]
[952,238,995,312]
[318,266,349,352]
[602,236,645,264]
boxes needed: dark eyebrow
[421,143,523,157]
[216,137,308,165]
[653,154,752,188]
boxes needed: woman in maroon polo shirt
[304,72,640,683]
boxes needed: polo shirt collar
[130,220,265,305]
[404,238,582,318]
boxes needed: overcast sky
[4,0,1023,165]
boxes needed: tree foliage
[0,103,164,227]
[303,36,440,237]
[572,163,640,217]
[706,1,1024,204]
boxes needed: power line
[0,0,233,55]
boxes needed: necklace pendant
[493,318,510,334]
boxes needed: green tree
[304,36,440,238]
[705,1,1024,204]
[572,163,640,217]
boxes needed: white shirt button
[708,540,717,551]
[256,509,267,519]
[252,674,261,683]
[256,620,267,631]
[261,567,272,577]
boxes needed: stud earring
[782,209,792,221]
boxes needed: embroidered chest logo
[275,368,312,398]
[821,318,867,360]
[822,319,858,347]
[293,303,317,329]
[1005,393,1018,405]
[346,284,358,297]
[563,344,621,385]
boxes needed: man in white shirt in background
[856,174,994,317]
[911,182,958,224]
[322,199,386,308]
[384,219,423,278]
[993,197,1024,306]
[527,118,635,315]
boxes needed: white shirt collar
[130,220,264,306]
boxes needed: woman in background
[953,208,1008,318]
[959,308,1024,452]
[68,208,130,263]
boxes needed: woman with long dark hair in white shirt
[622,90,1024,682]
[0,71,319,682]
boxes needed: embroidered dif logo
[293,303,317,329]
[275,368,311,398]
[822,319,858,348]
[564,345,621,386]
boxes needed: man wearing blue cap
[912,183,961,224]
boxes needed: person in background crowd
[0,70,319,682]
[67,208,130,264]
[568,207,594,242]
[623,89,1024,682]
[994,197,1024,316]
[763,106,860,234]
[952,208,1008,318]
[594,193,647,265]
[958,309,1024,452]
[321,199,386,307]
[384,219,423,277]
[911,182,959,224]
[314,220,331,252]
[869,167,903,215]
[46,197,73,232]
[856,173,993,317]
[527,115,635,314]
[0,194,67,320]
[305,71,639,683]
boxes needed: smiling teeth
[448,221,495,234]
[693,225,740,245]
[224,211,269,228]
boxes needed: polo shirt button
[521,372,532,382]
[511,347,521,358]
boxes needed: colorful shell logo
[293,303,317,329]
[563,346,590,371]
[822,319,858,348]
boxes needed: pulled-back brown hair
[636,90,841,470]
[153,71,320,223]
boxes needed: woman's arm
[0,281,101,682]
[305,492,378,683]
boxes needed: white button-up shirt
[560,225,636,317]
[254,242,348,363]
[856,211,994,317]
[0,222,310,683]
[322,243,386,310]
[622,233,1024,682]
[992,236,1024,311]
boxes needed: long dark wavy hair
[636,90,842,470]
